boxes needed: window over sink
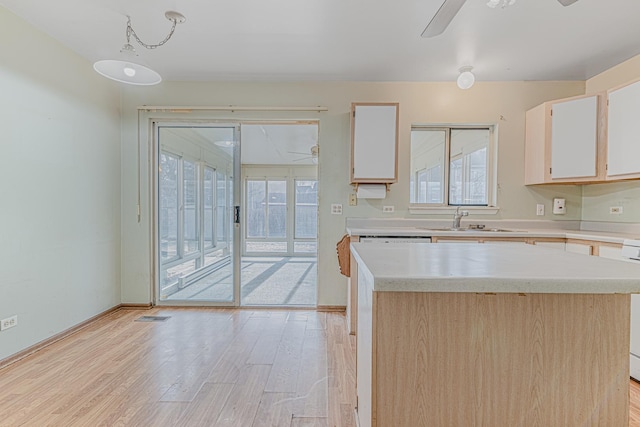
[410,126,497,208]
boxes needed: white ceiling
[241,124,319,165]
[164,124,318,165]
[3,0,640,83]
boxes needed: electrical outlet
[553,198,566,215]
[331,204,343,215]
[1,315,17,331]
[349,193,357,206]
[382,206,395,213]
[536,204,545,216]
[610,206,623,214]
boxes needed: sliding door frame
[151,120,241,307]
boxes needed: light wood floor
[0,308,356,426]
[632,380,640,426]
[2,307,640,426]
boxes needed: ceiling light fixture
[456,66,475,90]
[93,11,186,86]
[487,0,517,8]
[214,140,236,148]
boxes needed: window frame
[409,124,497,210]
[182,158,201,256]
[244,177,289,254]
[242,172,318,257]
[159,151,181,264]
[415,164,443,204]
[293,179,318,241]
[215,169,228,248]
[159,149,231,286]
[203,165,216,251]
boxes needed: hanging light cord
[126,15,178,50]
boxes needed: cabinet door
[565,242,593,255]
[607,80,640,177]
[351,103,398,183]
[524,94,602,185]
[534,241,566,251]
[550,96,598,179]
[598,245,623,260]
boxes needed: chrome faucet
[452,206,469,230]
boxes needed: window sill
[409,206,500,215]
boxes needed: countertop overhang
[351,242,640,294]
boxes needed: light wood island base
[357,287,630,427]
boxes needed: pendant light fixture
[456,66,475,90]
[93,11,186,86]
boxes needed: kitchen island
[351,242,640,427]
[344,219,640,336]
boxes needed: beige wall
[120,80,585,306]
[583,55,640,222]
[0,8,122,360]
[586,55,640,93]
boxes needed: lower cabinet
[355,267,630,427]
[566,242,594,255]
[432,237,526,244]
[565,239,623,258]
[531,241,566,251]
[598,245,624,260]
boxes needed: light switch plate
[536,204,545,216]
[349,194,357,206]
[331,204,343,215]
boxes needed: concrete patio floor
[165,256,317,306]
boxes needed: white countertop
[346,227,640,244]
[351,242,640,294]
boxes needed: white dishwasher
[622,239,640,381]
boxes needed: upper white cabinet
[607,80,640,179]
[350,103,399,184]
[525,93,604,185]
[551,96,598,179]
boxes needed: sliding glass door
[155,124,239,305]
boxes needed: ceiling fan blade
[421,0,468,38]
[557,0,579,5]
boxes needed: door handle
[234,206,240,224]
